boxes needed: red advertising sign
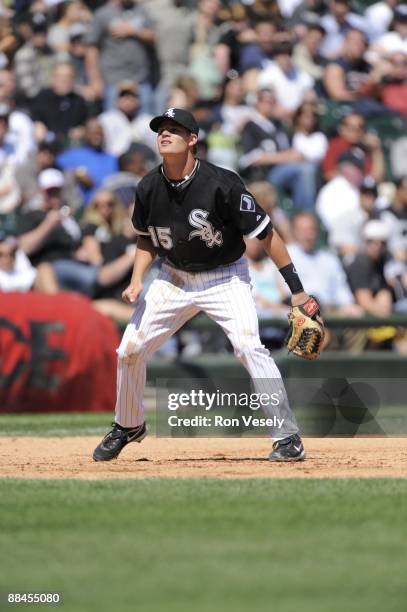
[0,293,119,412]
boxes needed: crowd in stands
[0,0,406,353]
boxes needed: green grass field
[1,479,406,612]
[0,412,117,437]
[1,413,406,612]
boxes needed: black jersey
[132,159,273,272]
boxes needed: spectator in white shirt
[0,69,36,164]
[365,0,397,42]
[292,102,328,163]
[319,0,368,59]
[0,233,36,292]
[373,5,407,58]
[257,41,315,118]
[98,80,157,158]
[316,148,367,254]
[0,230,64,293]
[287,211,361,315]
[278,0,303,19]
[0,105,20,214]
[379,175,407,263]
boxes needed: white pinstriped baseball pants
[115,257,299,438]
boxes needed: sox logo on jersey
[188,209,223,248]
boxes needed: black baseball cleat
[269,434,305,462]
[93,422,147,462]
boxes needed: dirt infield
[0,437,406,479]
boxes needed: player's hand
[286,294,325,360]
[291,291,310,307]
[122,282,143,304]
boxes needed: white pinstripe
[115,257,299,437]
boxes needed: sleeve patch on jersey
[240,194,256,212]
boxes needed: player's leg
[115,278,198,428]
[93,275,198,461]
[194,259,304,460]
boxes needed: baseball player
[93,108,324,463]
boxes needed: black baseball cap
[150,108,199,135]
[394,5,407,21]
[360,175,378,195]
[30,13,48,33]
[338,147,366,170]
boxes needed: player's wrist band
[279,263,304,294]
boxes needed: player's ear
[189,133,198,148]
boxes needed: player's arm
[123,183,157,304]
[237,181,325,358]
[260,229,309,306]
[261,229,325,359]
[122,237,156,304]
[231,181,307,306]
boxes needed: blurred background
[0,0,406,412]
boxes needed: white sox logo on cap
[150,108,199,134]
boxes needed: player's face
[157,121,196,156]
